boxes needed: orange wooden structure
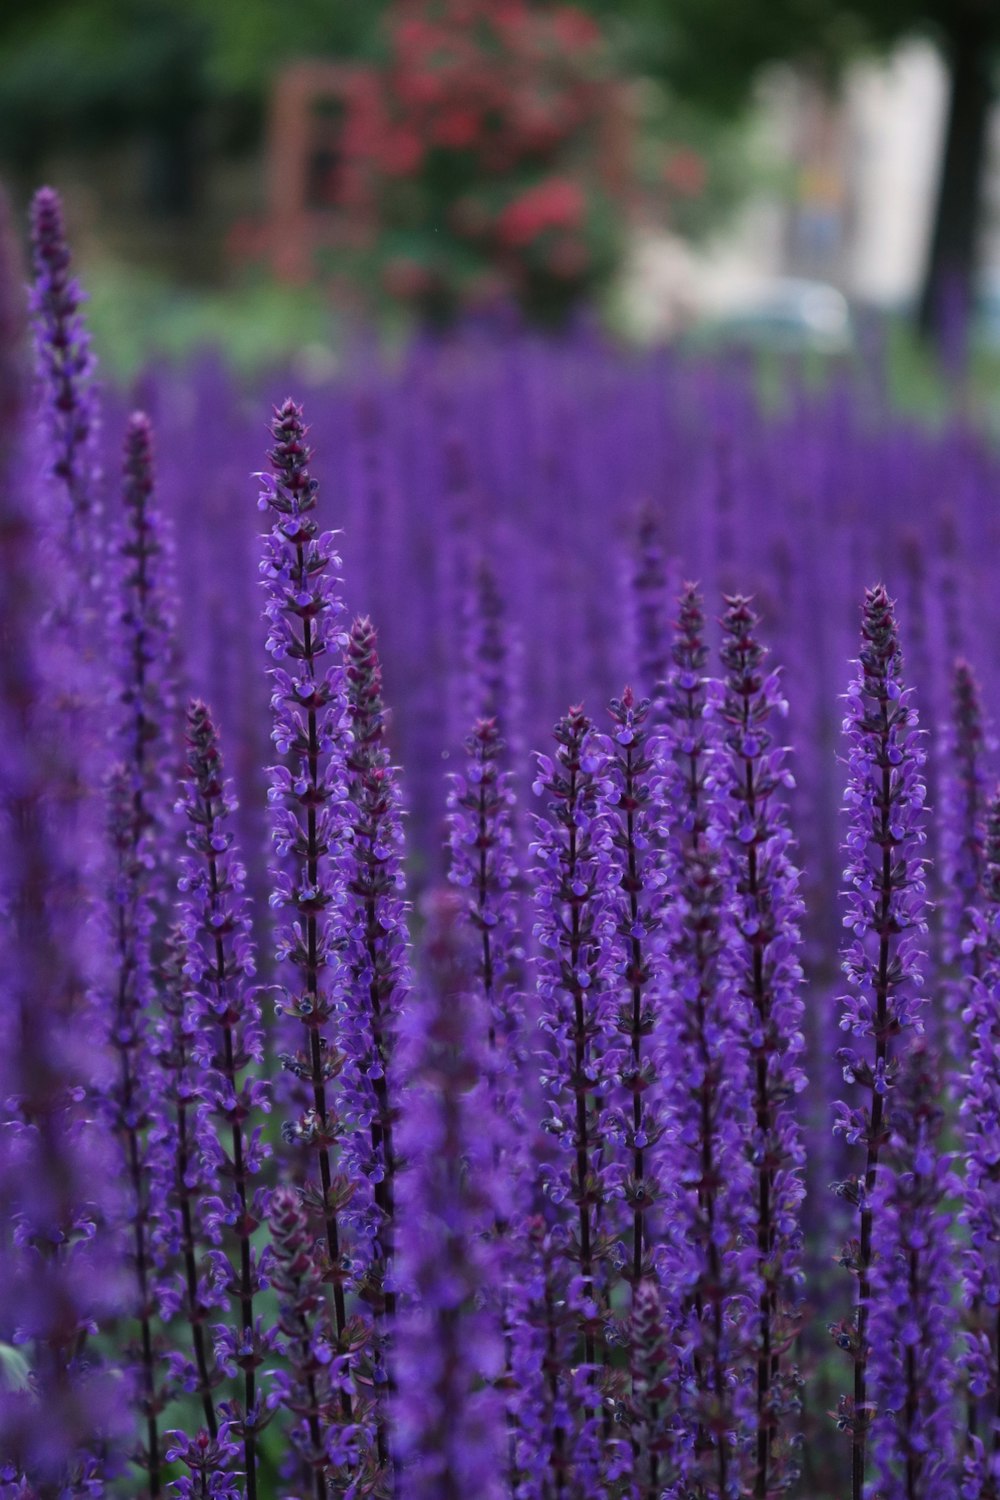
[228,61,378,283]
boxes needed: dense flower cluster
[832,584,928,1497]
[9,189,1000,1500]
[713,595,805,1494]
[868,1043,958,1498]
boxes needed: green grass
[81,259,342,380]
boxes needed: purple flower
[628,1279,676,1500]
[713,595,806,1494]
[868,1043,959,1497]
[393,891,506,1500]
[658,846,758,1497]
[175,700,277,1498]
[831,584,928,1496]
[0,187,126,1492]
[258,399,355,1395]
[339,616,411,1455]
[163,1424,243,1500]
[940,660,992,1066]
[959,789,1000,1458]
[663,583,717,850]
[446,715,526,1169]
[267,1187,372,1500]
[529,705,620,1489]
[592,686,669,1293]
[28,186,101,583]
[96,413,179,1490]
[446,713,528,1484]
[149,925,224,1436]
[625,503,674,720]
[111,412,176,816]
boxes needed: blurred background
[2,0,998,389]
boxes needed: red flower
[496,176,586,248]
[433,107,480,150]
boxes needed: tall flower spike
[664,583,715,850]
[628,1279,675,1500]
[832,584,928,1500]
[268,1188,374,1500]
[594,687,669,1294]
[149,925,223,1438]
[531,705,621,1489]
[446,714,527,1485]
[626,502,672,720]
[959,789,1000,1468]
[868,1043,959,1498]
[940,660,991,1063]
[29,186,101,577]
[99,414,179,1493]
[258,400,355,1410]
[464,556,523,758]
[714,595,806,1497]
[659,846,758,1497]
[104,765,168,1490]
[393,891,506,1500]
[112,412,175,818]
[176,701,277,1500]
[446,715,526,1155]
[0,186,126,1489]
[340,615,411,1459]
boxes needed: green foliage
[0,0,387,167]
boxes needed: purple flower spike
[941,661,990,968]
[868,1044,959,1498]
[464,557,523,757]
[940,660,992,1063]
[341,615,411,1457]
[149,925,223,1438]
[664,583,716,850]
[394,891,506,1500]
[258,399,355,1398]
[626,503,673,720]
[594,686,669,1292]
[29,187,101,572]
[112,412,175,846]
[832,584,928,1500]
[268,1188,376,1500]
[176,701,277,1500]
[446,714,526,1146]
[960,789,1000,1461]
[446,713,527,1481]
[531,705,620,1487]
[0,188,126,1492]
[628,1279,676,1500]
[715,594,806,1494]
[163,1424,243,1500]
[99,411,179,1491]
[659,846,758,1498]
[104,765,168,1484]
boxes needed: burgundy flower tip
[122,412,154,504]
[267,399,313,498]
[29,187,69,269]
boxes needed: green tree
[0,1,388,212]
[583,0,999,341]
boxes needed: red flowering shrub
[342,0,628,322]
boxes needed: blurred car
[696,277,853,354]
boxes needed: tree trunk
[917,7,995,346]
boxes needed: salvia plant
[9,186,1000,1500]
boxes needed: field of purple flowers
[3,183,1000,1500]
